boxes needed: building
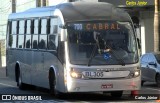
[100,0,155,55]
[0,39,5,67]
[0,0,11,67]
[0,0,11,40]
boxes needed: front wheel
[49,71,62,98]
[111,91,123,98]
[156,74,160,87]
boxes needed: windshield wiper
[87,32,102,66]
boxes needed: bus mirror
[59,24,66,29]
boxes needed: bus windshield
[67,20,138,65]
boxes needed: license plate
[83,71,104,78]
[101,84,113,89]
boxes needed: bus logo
[2,95,11,100]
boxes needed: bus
[6,2,141,98]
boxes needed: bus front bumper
[66,77,141,92]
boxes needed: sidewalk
[0,67,6,78]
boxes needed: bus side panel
[30,51,63,89]
[6,49,32,85]
[18,50,31,84]
[23,50,33,85]
[6,49,16,80]
[31,51,45,87]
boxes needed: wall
[16,0,36,12]
[140,11,154,54]
[0,0,11,67]
[0,0,11,40]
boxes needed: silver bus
[6,2,141,98]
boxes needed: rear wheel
[156,74,160,87]
[110,91,123,98]
[17,70,26,90]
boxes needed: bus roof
[8,2,131,22]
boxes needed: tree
[154,0,160,52]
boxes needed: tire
[17,71,26,90]
[49,71,62,98]
[111,91,123,98]
[156,74,160,87]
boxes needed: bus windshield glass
[67,21,138,65]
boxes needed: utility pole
[36,0,42,7]
[154,0,159,52]
[42,0,48,6]
[12,0,16,13]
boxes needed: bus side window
[32,19,39,49]
[10,20,18,48]
[25,20,32,49]
[48,35,56,50]
[8,21,12,48]
[50,18,58,34]
[18,20,25,49]
[39,18,47,49]
[33,40,38,49]
[48,17,58,50]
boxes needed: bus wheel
[17,71,26,90]
[156,74,160,87]
[111,91,123,98]
[49,71,61,98]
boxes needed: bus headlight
[134,70,140,77]
[129,70,140,78]
[70,71,82,79]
